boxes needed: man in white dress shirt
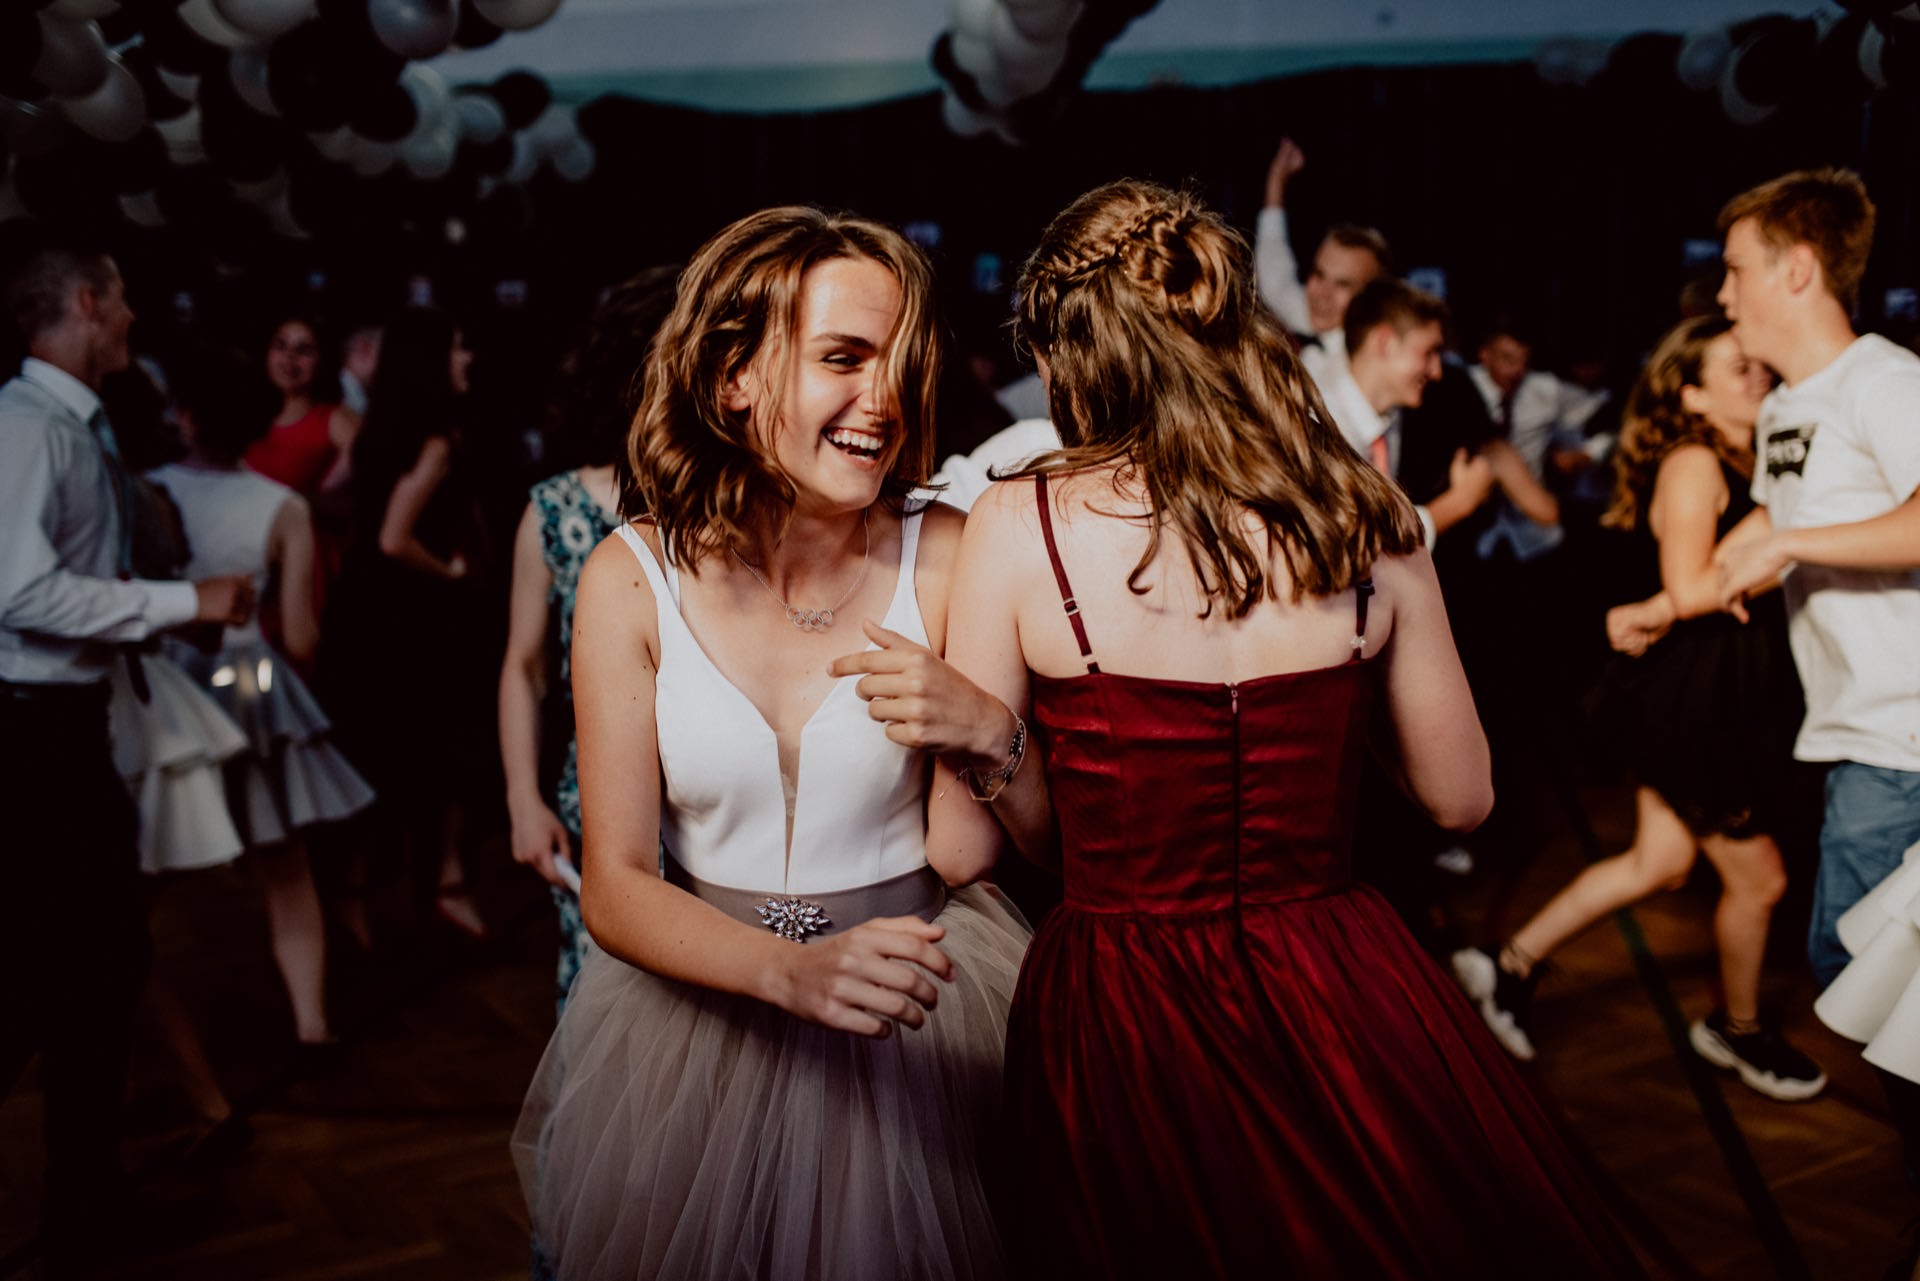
[0,244,252,1262]
[1254,136,1391,385]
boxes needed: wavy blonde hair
[622,207,941,565]
[1011,179,1421,617]
[1604,315,1747,532]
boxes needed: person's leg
[1696,832,1788,1026]
[434,803,488,939]
[1507,786,1697,972]
[138,967,232,1127]
[252,834,334,1045]
[1808,763,1920,990]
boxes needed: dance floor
[0,778,1909,1280]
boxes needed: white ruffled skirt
[1815,839,1920,1085]
[109,653,248,874]
[513,879,1029,1281]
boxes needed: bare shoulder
[580,527,659,616]
[914,498,968,567]
[965,476,1046,543]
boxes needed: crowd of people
[2,145,1917,1280]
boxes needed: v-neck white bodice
[614,511,932,895]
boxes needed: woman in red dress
[851,180,1644,1278]
[247,315,360,632]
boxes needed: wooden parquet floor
[1,787,1913,1280]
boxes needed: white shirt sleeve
[1414,504,1437,551]
[1254,207,1312,336]
[0,416,199,642]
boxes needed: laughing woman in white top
[512,208,1028,1281]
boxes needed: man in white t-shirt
[1710,171,1920,1012]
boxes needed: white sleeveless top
[614,510,932,896]
[148,463,295,647]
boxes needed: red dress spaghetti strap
[1001,475,1643,1279]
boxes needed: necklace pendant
[786,605,834,632]
[756,896,832,942]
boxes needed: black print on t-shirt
[1766,422,1817,480]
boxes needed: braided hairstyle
[1011,179,1420,617]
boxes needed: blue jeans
[1809,762,1920,989]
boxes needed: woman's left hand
[829,620,1014,766]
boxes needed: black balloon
[122,43,194,120]
[458,132,514,177]
[101,0,189,45]
[349,79,419,142]
[267,21,352,131]
[453,0,503,49]
[100,126,172,195]
[147,11,228,75]
[490,70,550,129]
[0,8,45,99]
[200,69,286,181]
[1727,16,1818,109]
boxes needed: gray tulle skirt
[512,877,1030,1281]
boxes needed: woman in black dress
[1451,315,1824,1100]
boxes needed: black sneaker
[1689,1009,1828,1101]
[1450,946,1540,1061]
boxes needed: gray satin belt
[663,853,946,942]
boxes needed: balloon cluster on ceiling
[934,0,1161,143]
[1534,3,1920,123]
[0,0,585,240]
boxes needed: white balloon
[471,0,563,34]
[400,123,458,179]
[504,130,540,182]
[180,0,258,50]
[47,0,121,21]
[526,103,575,154]
[988,8,1065,98]
[400,63,452,126]
[157,67,202,101]
[60,52,148,143]
[948,0,997,41]
[233,166,287,207]
[120,189,167,228]
[349,136,397,176]
[551,135,595,182]
[370,0,457,62]
[229,45,279,118]
[949,30,996,81]
[940,92,997,138]
[452,93,506,144]
[212,0,312,41]
[309,124,357,161]
[1533,37,1611,89]
[1675,26,1731,94]
[1859,22,1889,92]
[157,106,206,164]
[268,190,309,240]
[1003,0,1080,44]
[33,16,112,97]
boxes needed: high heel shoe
[433,880,490,942]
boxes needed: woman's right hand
[510,800,573,888]
[771,916,955,1038]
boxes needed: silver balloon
[400,64,453,131]
[1533,37,1611,89]
[47,0,121,20]
[989,9,1065,98]
[940,92,997,139]
[268,191,309,240]
[948,0,997,41]
[120,190,167,228]
[232,167,287,207]
[349,136,397,177]
[370,0,457,61]
[525,103,575,154]
[1860,22,1889,92]
[60,52,148,143]
[452,93,506,144]
[309,124,357,161]
[33,16,112,97]
[1002,0,1079,44]
[551,135,595,183]
[157,67,202,102]
[213,0,314,41]
[1675,26,1732,94]
[229,45,279,118]
[470,0,562,34]
[180,0,257,49]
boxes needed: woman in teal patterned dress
[499,268,679,1011]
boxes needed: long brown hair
[1604,315,1749,532]
[1011,179,1421,617]
[623,207,941,566]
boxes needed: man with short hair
[1318,277,1496,549]
[1256,137,1391,381]
[1707,170,1920,999]
[1,244,253,1261]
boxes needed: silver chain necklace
[731,509,871,632]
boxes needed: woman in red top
[247,315,361,633]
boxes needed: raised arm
[1482,438,1561,527]
[1371,549,1494,832]
[498,501,570,888]
[574,534,953,1038]
[267,493,319,664]
[1254,138,1312,334]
